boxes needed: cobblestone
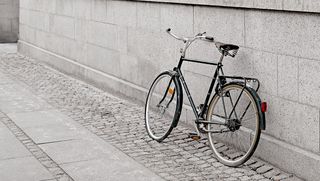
[273,174,292,181]
[256,165,273,174]
[250,161,265,170]
[239,175,251,181]
[0,53,298,180]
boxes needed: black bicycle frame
[158,50,263,131]
[174,53,226,124]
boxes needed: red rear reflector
[261,102,267,113]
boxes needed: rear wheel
[145,71,182,142]
[207,83,261,166]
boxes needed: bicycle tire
[145,71,183,142]
[206,82,261,166]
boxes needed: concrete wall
[0,0,19,42]
[18,0,320,180]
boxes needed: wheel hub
[227,119,241,132]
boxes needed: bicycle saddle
[215,42,239,57]
[216,42,239,51]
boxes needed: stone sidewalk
[0,44,302,181]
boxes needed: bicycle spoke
[240,114,256,122]
[227,91,239,120]
[240,102,252,121]
[220,91,229,123]
[228,87,245,119]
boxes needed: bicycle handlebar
[166,28,214,43]
[166,28,216,57]
[166,28,187,41]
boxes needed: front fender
[167,70,183,128]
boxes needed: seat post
[218,51,226,64]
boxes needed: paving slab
[0,121,14,138]
[0,99,51,114]
[0,156,54,181]
[10,123,85,145]
[0,121,32,160]
[0,83,52,114]
[41,137,164,180]
[0,84,34,101]
[0,84,52,114]
[39,139,118,164]
[0,135,32,160]
[8,110,79,129]
[8,110,88,144]
[61,158,163,181]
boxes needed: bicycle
[144,28,267,166]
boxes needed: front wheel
[207,83,261,166]
[145,71,182,142]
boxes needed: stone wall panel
[87,21,118,50]
[50,15,75,39]
[299,58,320,108]
[278,55,299,101]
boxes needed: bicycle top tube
[166,28,239,58]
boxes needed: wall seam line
[243,8,246,46]
[297,58,300,103]
[135,1,138,29]
[276,54,279,97]
[192,5,195,35]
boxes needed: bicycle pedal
[188,132,201,141]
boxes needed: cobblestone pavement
[0,51,301,181]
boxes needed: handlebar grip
[166,28,171,32]
[205,36,214,41]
